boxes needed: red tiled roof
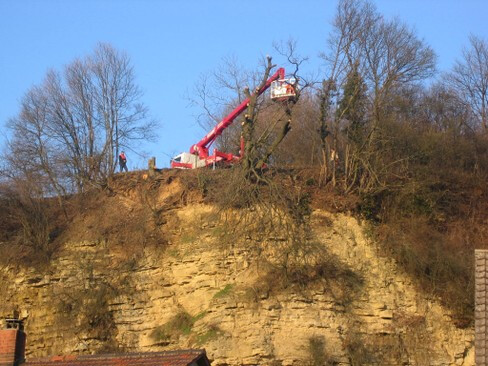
[22,349,210,366]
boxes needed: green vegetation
[306,336,337,366]
[150,311,195,341]
[166,248,182,259]
[196,325,222,345]
[213,284,234,299]
[150,310,220,347]
[192,311,207,322]
[180,232,198,244]
[342,333,377,366]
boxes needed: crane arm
[190,67,285,157]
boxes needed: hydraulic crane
[171,67,296,169]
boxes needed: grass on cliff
[213,284,234,299]
[151,311,194,342]
[306,336,338,366]
[195,325,223,346]
[150,310,221,347]
[150,310,211,342]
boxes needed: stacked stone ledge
[476,250,488,365]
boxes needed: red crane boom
[189,67,285,158]
[171,67,293,169]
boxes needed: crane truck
[170,67,296,169]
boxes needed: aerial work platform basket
[270,78,297,100]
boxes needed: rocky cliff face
[0,195,475,365]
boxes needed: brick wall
[0,329,25,366]
[476,249,488,365]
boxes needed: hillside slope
[0,171,474,365]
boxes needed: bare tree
[188,48,307,177]
[242,51,306,175]
[415,83,473,133]
[89,44,156,173]
[4,43,156,196]
[188,56,252,154]
[446,35,488,132]
[0,172,61,266]
[369,22,434,125]
[320,0,436,192]
[5,86,68,198]
[251,40,312,170]
[271,92,322,167]
[333,0,437,123]
[241,56,276,174]
[319,0,371,186]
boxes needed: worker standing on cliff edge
[119,151,128,172]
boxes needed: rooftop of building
[22,349,210,366]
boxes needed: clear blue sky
[1,0,487,168]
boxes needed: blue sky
[1,0,487,168]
